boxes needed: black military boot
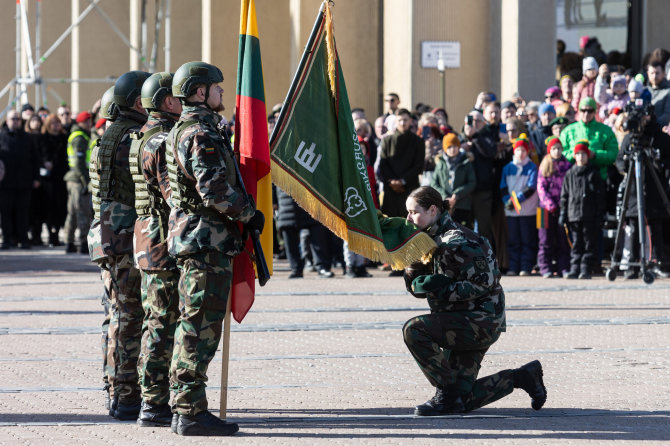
[513,360,547,410]
[137,401,172,427]
[176,410,239,436]
[171,413,179,434]
[65,243,77,254]
[79,244,89,255]
[108,394,119,417]
[414,388,465,416]
[103,384,111,411]
[113,400,142,421]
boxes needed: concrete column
[383,0,413,113]
[500,0,556,101]
[71,0,79,111]
[130,0,139,70]
[288,0,302,76]
[644,0,670,57]
[201,0,211,63]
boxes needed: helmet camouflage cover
[172,61,223,98]
[141,72,174,110]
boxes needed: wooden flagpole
[219,290,233,419]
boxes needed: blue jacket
[500,159,538,217]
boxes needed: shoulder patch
[204,147,216,155]
[473,256,488,272]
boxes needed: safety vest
[90,117,140,215]
[129,124,171,218]
[165,119,237,219]
[67,130,91,168]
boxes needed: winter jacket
[537,157,572,214]
[559,119,619,180]
[463,125,499,192]
[500,158,538,217]
[559,164,606,222]
[649,80,670,126]
[276,187,318,230]
[430,152,476,211]
[571,76,597,112]
[0,127,40,190]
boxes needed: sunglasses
[59,111,70,116]
[580,108,595,113]
[385,98,396,103]
[9,117,20,121]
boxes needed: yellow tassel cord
[324,1,337,99]
[272,164,436,270]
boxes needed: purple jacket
[537,157,571,214]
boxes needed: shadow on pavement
[225,407,670,441]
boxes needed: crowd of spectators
[2,38,670,281]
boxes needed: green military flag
[270,2,435,269]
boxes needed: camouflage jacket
[133,113,177,271]
[88,110,147,263]
[166,106,254,258]
[411,212,506,332]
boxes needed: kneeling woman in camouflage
[403,186,546,416]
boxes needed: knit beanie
[573,139,591,157]
[442,132,460,151]
[628,79,643,94]
[578,97,597,110]
[538,103,556,116]
[513,138,529,152]
[545,136,561,151]
[579,36,590,49]
[583,56,598,73]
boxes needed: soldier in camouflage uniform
[129,72,182,427]
[166,61,264,436]
[88,71,150,421]
[94,86,119,411]
[403,186,547,416]
[63,111,94,254]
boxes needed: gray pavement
[1,246,669,445]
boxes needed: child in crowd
[559,140,606,279]
[536,137,572,278]
[500,138,539,276]
[595,74,629,127]
[430,132,476,228]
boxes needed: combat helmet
[141,72,174,111]
[99,86,119,121]
[172,61,223,99]
[113,70,151,109]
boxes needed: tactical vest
[91,117,139,215]
[165,119,237,219]
[67,130,91,168]
[129,124,171,219]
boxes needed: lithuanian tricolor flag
[510,191,522,215]
[232,0,272,323]
[536,207,549,229]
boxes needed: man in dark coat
[275,188,334,278]
[378,108,424,217]
[0,109,41,249]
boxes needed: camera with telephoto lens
[623,99,654,135]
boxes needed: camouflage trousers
[100,269,113,386]
[63,181,92,245]
[403,312,514,411]
[171,251,233,416]
[137,268,180,406]
[106,254,143,404]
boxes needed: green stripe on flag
[236,34,265,102]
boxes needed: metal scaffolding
[2,0,173,118]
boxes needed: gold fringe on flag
[324,1,337,99]
[272,164,435,270]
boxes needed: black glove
[403,261,432,296]
[246,210,265,234]
[504,199,514,211]
[558,214,565,227]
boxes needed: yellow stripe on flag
[257,173,273,275]
[239,0,259,38]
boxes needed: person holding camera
[402,186,546,416]
[615,108,670,278]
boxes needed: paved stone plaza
[0,246,669,445]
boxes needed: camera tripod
[606,145,670,284]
